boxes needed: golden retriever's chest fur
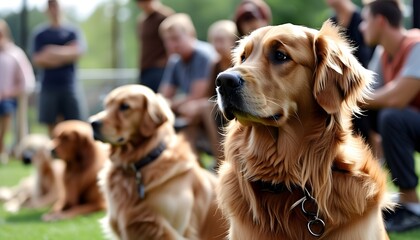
[103,164,195,229]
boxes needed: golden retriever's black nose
[216,71,243,96]
[90,121,103,140]
[91,121,101,132]
[51,148,58,158]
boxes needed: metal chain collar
[290,188,325,237]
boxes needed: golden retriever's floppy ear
[313,20,372,114]
[139,93,174,137]
[75,132,95,162]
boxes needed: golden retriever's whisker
[211,103,222,120]
[291,110,303,128]
[263,125,277,142]
[208,95,218,103]
[264,98,282,107]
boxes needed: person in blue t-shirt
[31,0,86,137]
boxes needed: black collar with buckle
[252,163,349,238]
[129,142,166,199]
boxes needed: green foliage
[78,3,114,68]
[161,0,242,40]
[266,0,330,28]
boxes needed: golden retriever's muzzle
[216,71,245,120]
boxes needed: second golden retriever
[215,21,392,239]
[90,85,227,240]
[42,120,107,221]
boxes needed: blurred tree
[2,8,45,51]
[266,0,330,28]
[78,3,114,68]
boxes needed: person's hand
[177,99,209,124]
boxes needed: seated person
[158,13,216,165]
[359,0,420,232]
[175,20,238,169]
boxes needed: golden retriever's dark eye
[270,50,290,64]
[241,54,246,63]
[119,102,130,111]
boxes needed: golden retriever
[215,21,392,239]
[89,84,228,240]
[0,134,64,212]
[42,120,107,221]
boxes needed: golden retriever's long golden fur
[42,120,107,221]
[215,21,392,239]
[89,85,227,240]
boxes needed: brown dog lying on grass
[0,134,64,213]
[90,84,228,240]
[42,120,107,221]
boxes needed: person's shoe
[385,205,420,232]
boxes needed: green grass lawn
[1,157,420,239]
[0,161,105,240]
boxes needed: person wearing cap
[31,0,87,137]
[233,0,272,37]
[135,0,174,92]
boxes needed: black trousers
[378,108,420,190]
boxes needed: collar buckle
[129,142,166,199]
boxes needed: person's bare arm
[159,84,177,100]
[32,42,82,69]
[171,79,209,113]
[365,76,420,109]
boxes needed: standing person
[233,0,272,37]
[0,20,35,164]
[135,0,174,92]
[360,0,420,232]
[31,0,87,137]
